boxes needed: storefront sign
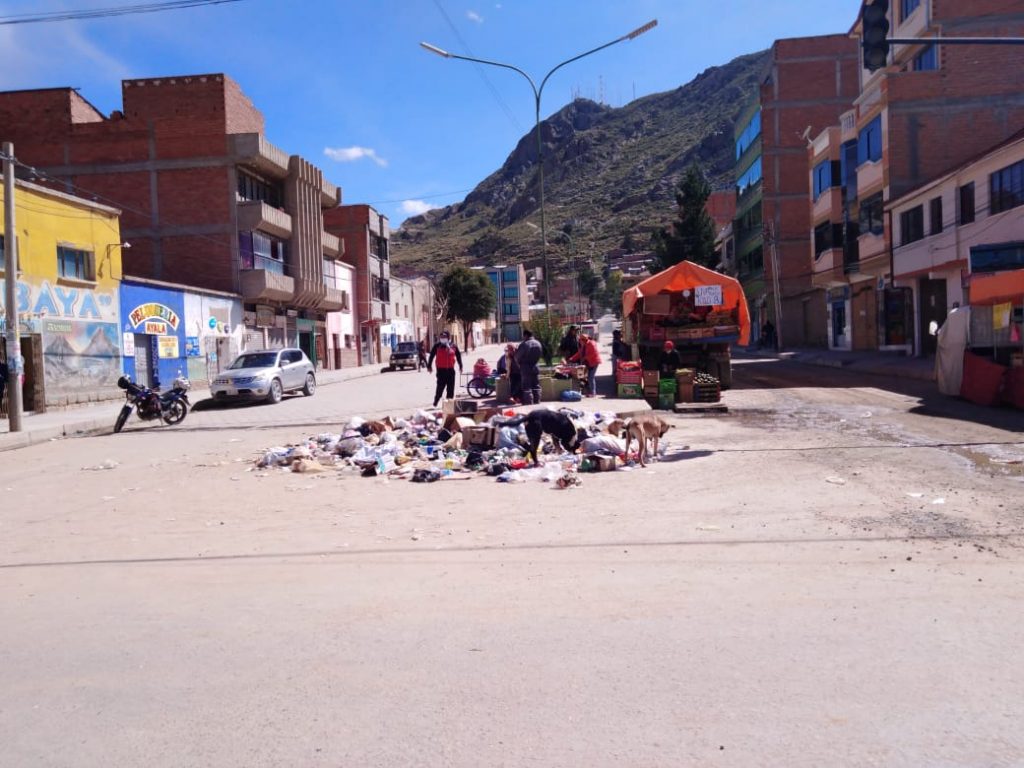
[255,305,275,328]
[123,333,135,357]
[128,302,180,331]
[694,285,723,307]
[158,335,179,359]
[185,336,201,357]
[144,321,168,335]
[208,316,218,330]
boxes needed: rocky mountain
[392,49,769,276]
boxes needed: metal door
[134,334,153,387]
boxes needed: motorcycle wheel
[162,399,188,425]
[113,406,131,433]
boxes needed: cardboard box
[541,376,572,401]
[675,368,695,383]
[463,425,497,449]
[494,376,512,401]
[643,384,660,398]
[642,370,660,387]
[592,454,617,471]
[676,382,694,403]
[442,399,478,416]
[617,383,643,399]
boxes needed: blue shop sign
[119,282,187,389]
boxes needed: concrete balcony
[812,247,845,288]
[240,268,294,303]
[321,287,349,312]
[292,277,326,310]
[231,133,290,178]
[321,179,341,208]
[237,200,293,240]
[322,231,342,257]
[812,188,843,223]
[857,160,884,197]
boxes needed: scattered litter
[696,525,720,531]
[247,406,654,485]
[83,459,119,471]
[906,492,924,498]
[931,498,946,505]
[101,495,116,502]
[825,476,847,485]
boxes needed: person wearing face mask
[426,331,463,407]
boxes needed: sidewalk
[736,346,937,382]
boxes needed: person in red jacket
[568,333,602,397]
[426,331,463,407]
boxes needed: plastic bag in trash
[581,435,626,456]
[411,468,442,483]
[464,450,486,470]
[335,436,365,457]
[345,416,366,431]
[496,470,525,483]
[560,389,583,402]
[497,427,521,450]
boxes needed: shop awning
[970,269,1024,306]
[622,260,752,345]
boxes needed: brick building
[732,34,861,348]
[809,0,1024,352]
[323,204,391,366]
[0,74,352,368]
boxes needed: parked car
[212,348,315,404]
[389,341,421,371]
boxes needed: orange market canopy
[969,269,1024,306]
[622,260,752,345]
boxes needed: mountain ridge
[392,49,770,275]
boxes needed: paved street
[1,355,1023,767]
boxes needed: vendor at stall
[567,334,602,397]
[658,340,682,378]
[495,344,522,403]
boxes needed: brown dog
[617,416,672,467]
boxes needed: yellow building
[1,176,124,410]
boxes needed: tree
[437,265,496,349]
[597,270,624,317]
[576,261,601,319]
[524,310,564,367]
[653,163,718,270]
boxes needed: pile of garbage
[253,407,637,486]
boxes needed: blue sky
[1,1,857,228]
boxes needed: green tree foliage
[577,262,601,318]
[597,270,624,317]
[653,163,718,270]
[524,310,564,367]
[438,265,496,348]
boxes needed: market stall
[963,268,1024,408]
[621,261,751,405]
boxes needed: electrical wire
[0,0,246,26]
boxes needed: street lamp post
[421,19,656,309]
[526,221,579,320]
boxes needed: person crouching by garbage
[515,329,543,405]
[567,333,602,397]
[495,343,522,402]
[427,331,463,407]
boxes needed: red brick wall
[160,233,235,293]
[157,167,230,225]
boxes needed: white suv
[212,348,316,404]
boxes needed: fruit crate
[693,383,721,403]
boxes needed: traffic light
[862,0,890,72]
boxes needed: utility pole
[764,221,784,352]
[3,142,24,431]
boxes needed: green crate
[657,394,675,410]
[658,378,677,394]
[617,383,643,399]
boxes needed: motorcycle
[113,375,191,433]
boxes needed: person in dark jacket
[426,331,463,407]
[515,329,544,405]
[658,340,682,378]
[558,325,580,362]
[611,329,631,372]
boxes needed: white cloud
[323,146,388,168]
[466,10,484,23]
[400,199,434,216]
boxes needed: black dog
[497,409,588,466]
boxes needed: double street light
[421,19,657,309]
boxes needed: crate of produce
[658,378,677,394]
[692,371,721,403]
[675,368,696,384]
[617,370,642,385]
[617,383,643,399]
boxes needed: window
[900,205,925,246]
[840,140,859,196]
[236,170,283,209]
[970,242,1024,273]
[57,246,94,281]
[503,269,518,281]
[814,221,835,258]
[323,258,338,288]
[370,236,389,261]
[735,109,761,160]
[990,158,1024,215]
[958,182,976,225]
[857,116,883,166]
[913,45,938,71]
[502,286,519,299]
[929,197,943,235]
[901,0,920,22]
[240,231,286,274]
[813,160,833,200]
[858,192,885,236]
[736,157,762,197]
[502,303,519,316]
